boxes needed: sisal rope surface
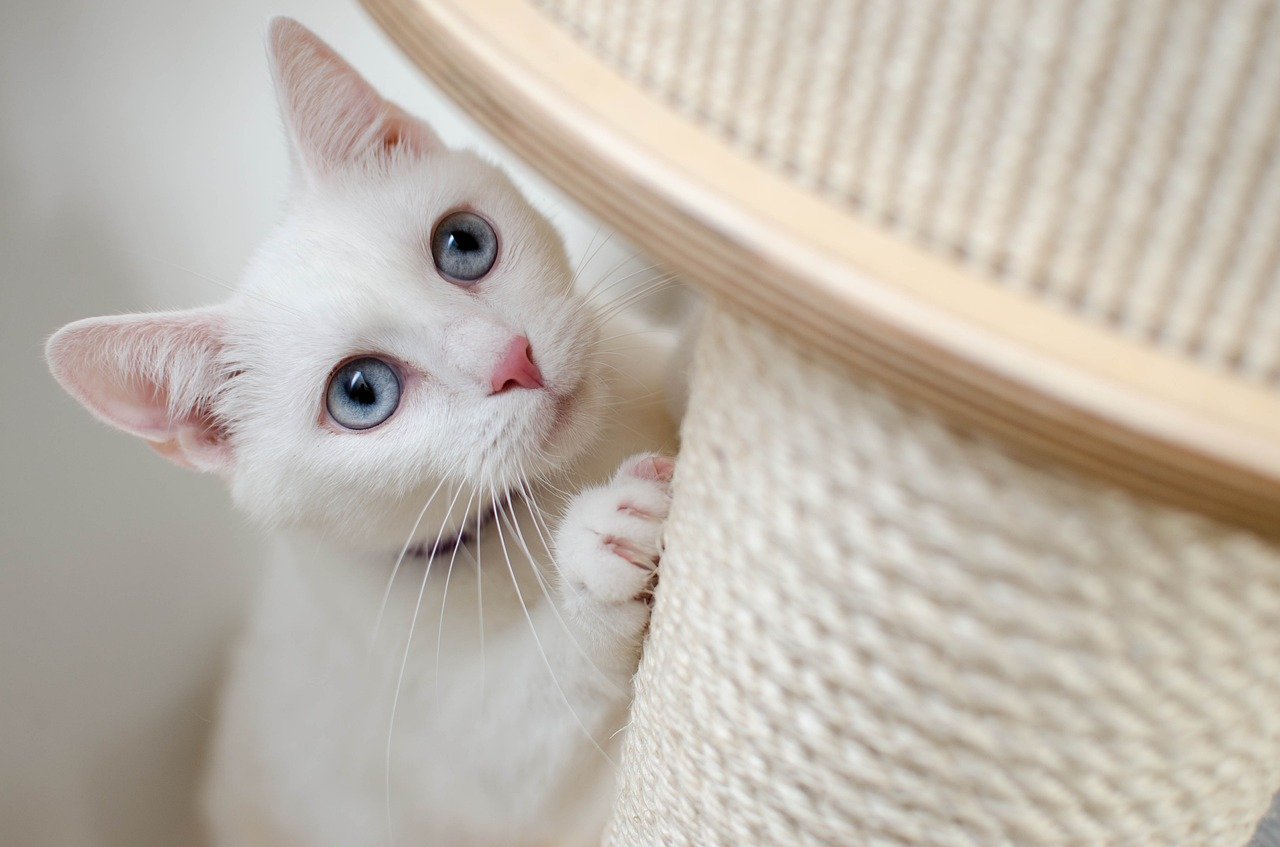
[535,0,1280,388]
[608,306,1280,846]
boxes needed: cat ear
[267,17,443,181]
[45,309,233,473]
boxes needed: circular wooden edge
[362,0,1280,537]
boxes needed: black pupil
[345,370,377,405]
[448,230,479,252]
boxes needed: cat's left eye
[432,211,498,284]
[326,357,401,430]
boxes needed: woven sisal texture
[534,0,1280,387]
[606,305,1280,846]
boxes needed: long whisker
[384,481,467,846]
[449,522,488,738]
[591,327,672,347]
[370,461,461,649]
[573,261,665,314]
[434,487,478,713]
[490,482,614,764]
[585,268,679,304]
[516,479,569,575]
[514,478,634,644]
[575,253,647,307]
[583,276,682,325]
[584,260,664,296]
[526,464,576,502]
[568,227,611,292]
[499,486,625,695]
[474,512,485,706]
[577,276,681,326]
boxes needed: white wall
[0,1,638,843]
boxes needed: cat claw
[602,536,659,571]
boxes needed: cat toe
[616,453,676,484]
[554,454,675,608]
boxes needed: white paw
[555,454,675,615]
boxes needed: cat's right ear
[267,17,443,183]
[45,310,234,473]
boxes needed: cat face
[45,19,605,548]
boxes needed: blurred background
[0,1,637,842]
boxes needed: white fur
[45,18,678,846]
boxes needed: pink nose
[490,336,544,394]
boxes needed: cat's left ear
[45,309,234,473]
[267,17,443,182]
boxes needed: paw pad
[628,455,675,484]
[554,453,677,610]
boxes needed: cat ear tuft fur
[45,310,234,473]
[266,17,443,182]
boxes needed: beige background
[0,0,635,843]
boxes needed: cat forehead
[311,150,532,228]
[230,148,570,345]
[237,234,457,336]
[275,157,543,277]
[244,155,523,275]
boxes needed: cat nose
[490,336,544,394]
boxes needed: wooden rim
[363,0,1280,537]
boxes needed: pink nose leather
[490,336,544,394]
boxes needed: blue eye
[326,357,400,430]
[432,211,497,283]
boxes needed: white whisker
[574,261,665,314]
[434,487,478,713]
[490,482,614,764]
[370,461,461,650]
[500,487,625,695]
[385,481,467,847]
[568,227,611,292]
[584,277,682,325]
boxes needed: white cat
[45,18,678,847]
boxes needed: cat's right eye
[326,357,401,430]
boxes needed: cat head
[45,19,605,549]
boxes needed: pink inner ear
[379,105,440,158]
[268,18,442,176]
[146,403,231,472]
[93,375,227,447]
[46,310,233,472]
[92,374,178,441]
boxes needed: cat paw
[554,454,674,618]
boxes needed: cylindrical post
[608,306,1280,846]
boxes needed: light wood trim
[363,0,1280,536]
